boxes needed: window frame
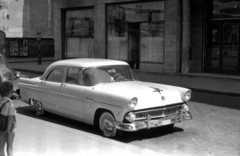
[62,7,94,59]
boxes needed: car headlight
[125,112,136,122]
[182,90,191,102]
[128,97,138,110]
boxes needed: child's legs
[6,130,15,156]
[0,131,6,156]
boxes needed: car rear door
[39,67,64,114]
[57,67,85,121]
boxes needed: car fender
[18,77,42,103]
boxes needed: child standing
[0,82,16,156]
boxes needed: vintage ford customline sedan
[18,58,192,138]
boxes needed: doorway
[128,23,140,69]
[205,22,240,74]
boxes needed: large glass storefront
[64,8,94,58]
[204,0,240,74]
[6,38,54,58]
[107,1,164,69]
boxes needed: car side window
[46,68,64,83]
[66,67,81,85]
[52,68,64,82]
[83,68,111,86]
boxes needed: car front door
[57,67,85,121]
[39,67,64,114]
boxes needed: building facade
[0,0,54,58]
[53,0,240,75]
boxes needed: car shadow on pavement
[16,105,101,135]
[16,105,184,142]
[117,126,184,143]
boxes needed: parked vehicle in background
[18,58,192,138]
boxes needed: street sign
[36,32,42,41]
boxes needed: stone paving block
[189,102,240,139]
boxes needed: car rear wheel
[33,100,45,116]
[99,112,123,138]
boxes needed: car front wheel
[99,112,123,138]
[33,100,45,116]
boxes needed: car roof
[48,58,129,69]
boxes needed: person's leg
[0,131,6,156]
[6,130,15,156]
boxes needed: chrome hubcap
[36,103,42,111]
[34,101,43,112]
[103,118,114,131]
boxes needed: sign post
[36,32,42,65]
[0,31,6,56]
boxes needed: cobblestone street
[11,97,240,156]
[179,101,240,156]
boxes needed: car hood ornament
[149,86,163,95]
[149,86,165,101]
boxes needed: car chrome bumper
[116,111,192,131]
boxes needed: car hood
[93,81,189,110]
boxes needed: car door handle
[61,84,66,87]
[41,81,46,85]
[85,97,94,102]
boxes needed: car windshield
[83,65,138,86]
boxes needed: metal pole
[38,41,41,65]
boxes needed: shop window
[9,39,29,57]
[66,9,94,37]
[107,24,128,60]
[107,1,164,64]
[140,23,164,63]
[8,38,54,57]
[107,2,164,23]
[9,39,19,57]
[206,0,240,18]
[65,9,94,59]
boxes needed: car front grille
[134,104,183,120]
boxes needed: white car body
[18,58,192,137]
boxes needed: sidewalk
[8,57,240,97]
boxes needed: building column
[181,0,191,73]
[94,4,106,58]
[53,0,66,60]
[164,0,181,74]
